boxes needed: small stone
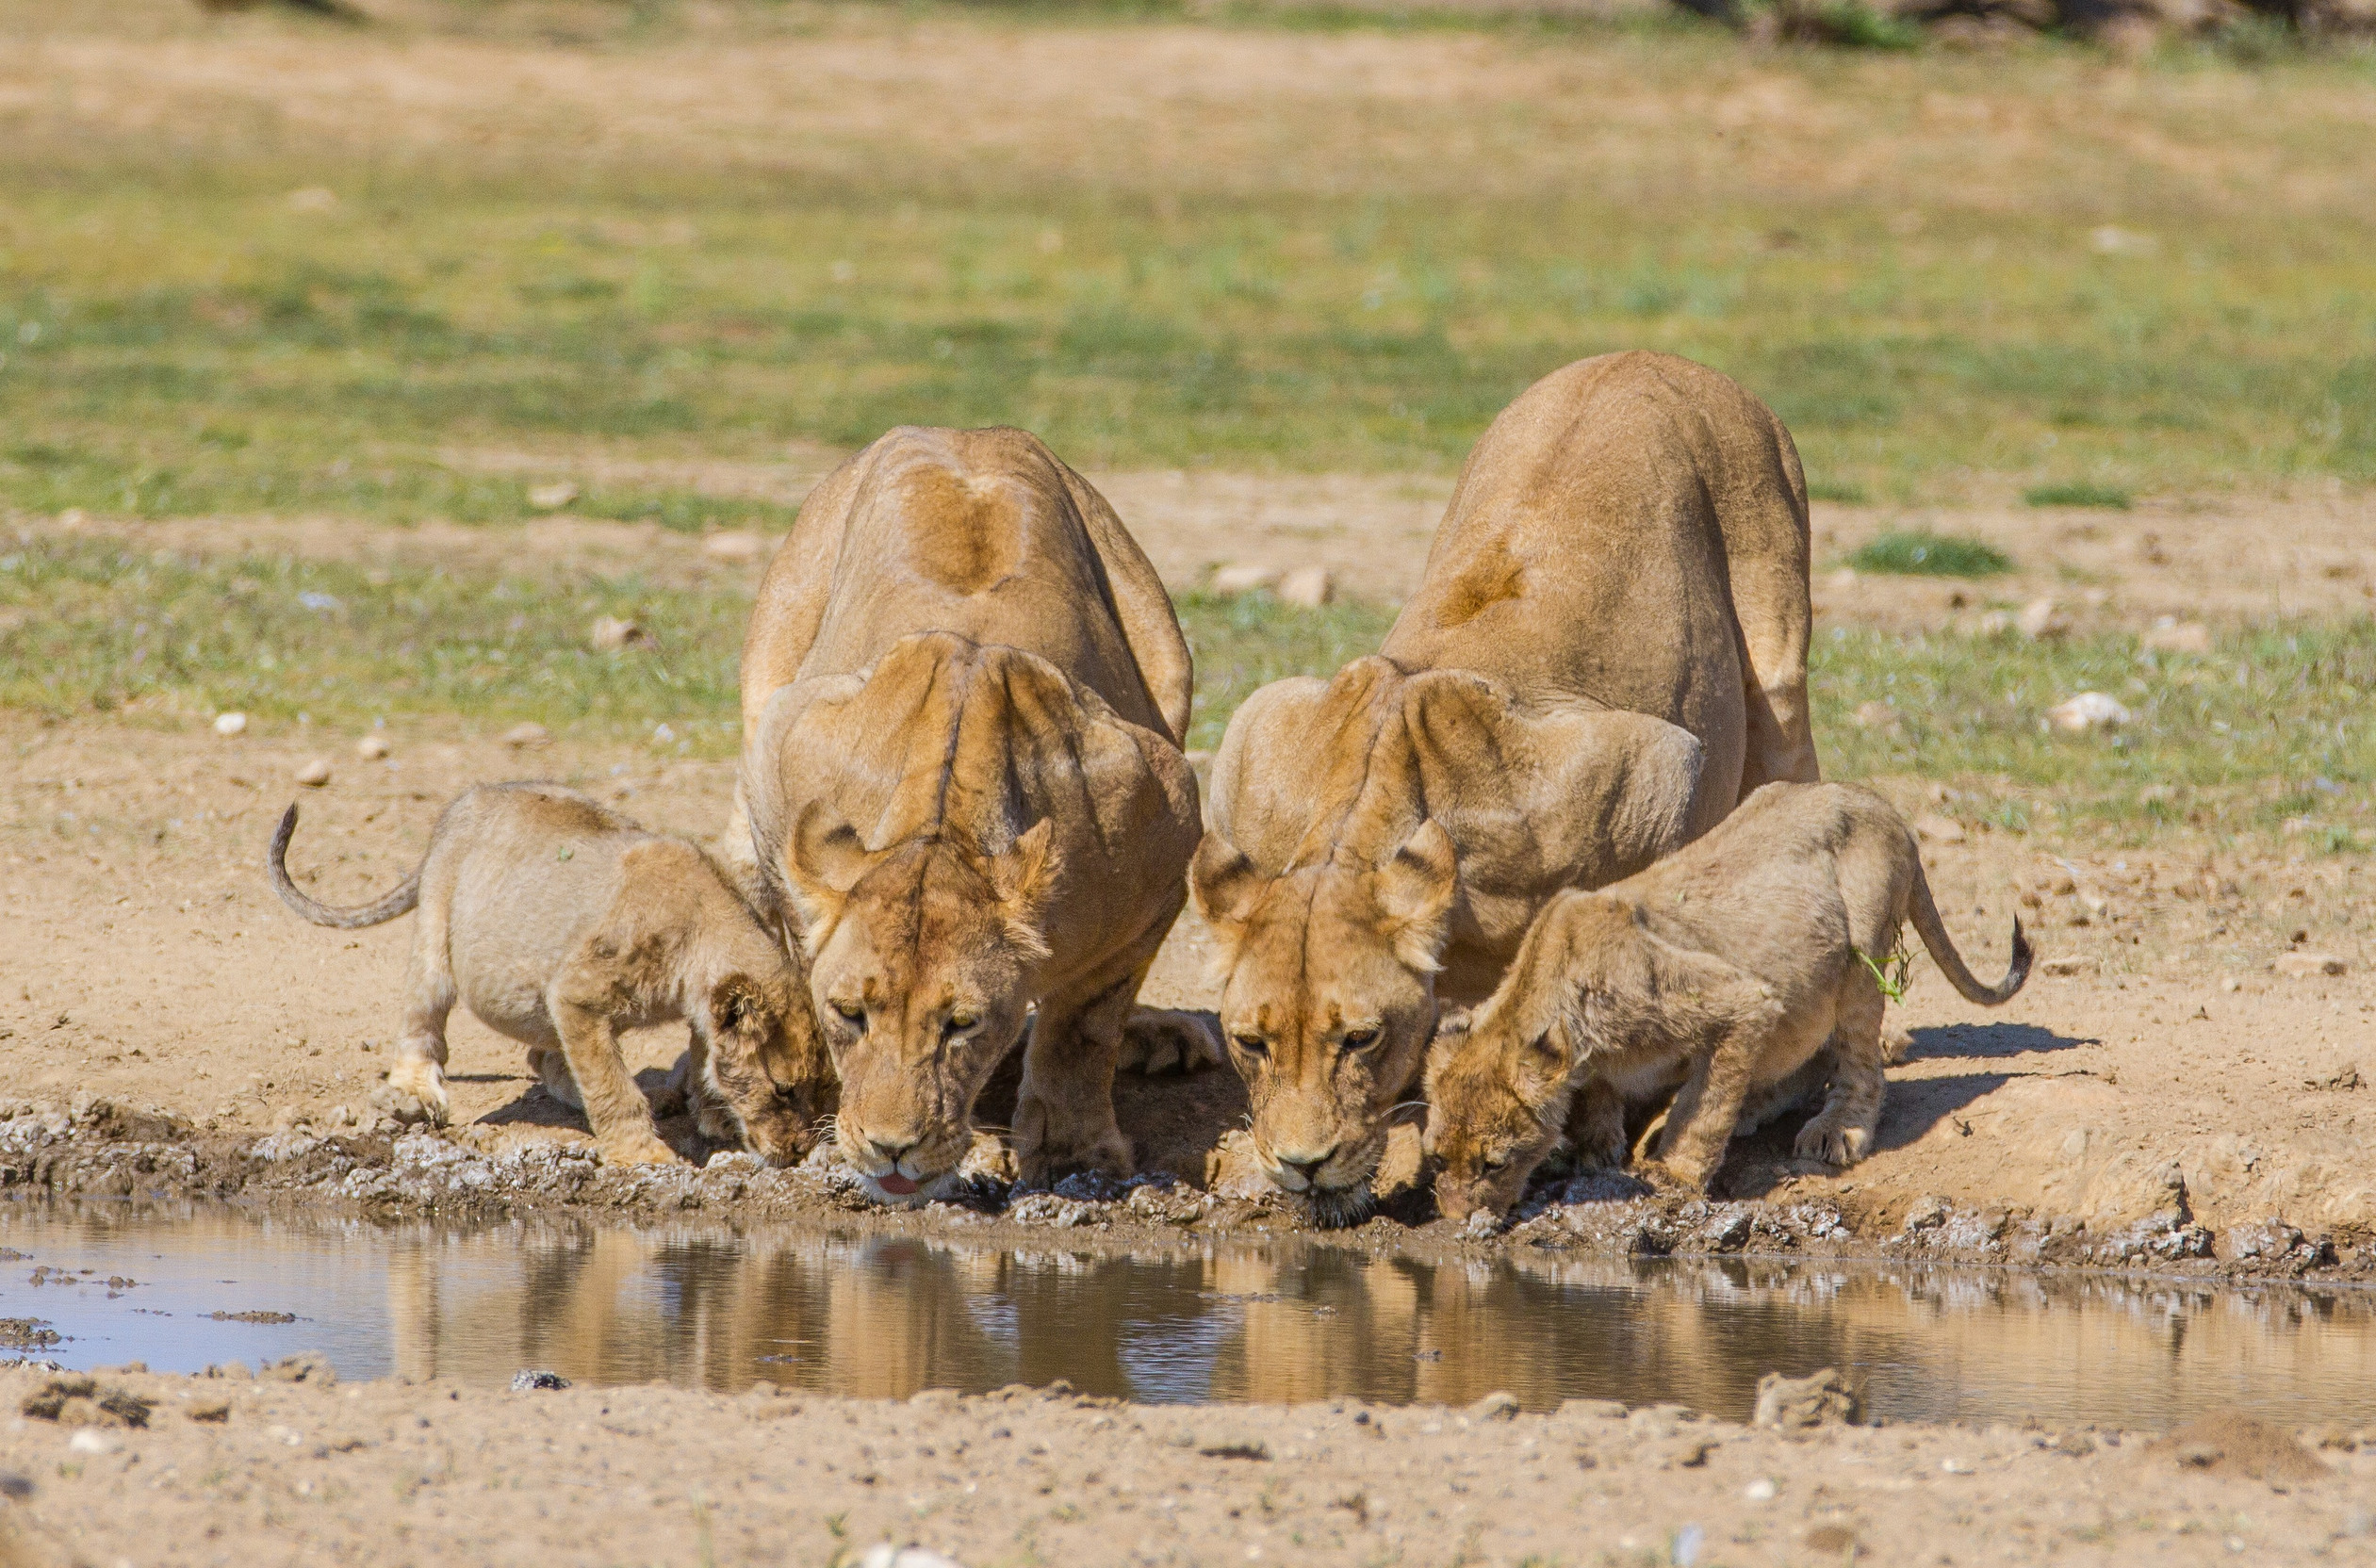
[2038,955,2093,977]
[1752,1367,1860,1429]
[354,733,390,761]
[527,482,579,511]
[1277,565,1334,609]
[67,1428,122,1455]
[2220,976,2243,993]
[1852,700,1900,731]
[1465,1391,1520,1422]
[2047,692,2131,732]
[294,758,331,788]
[2143,617,2212,655]
[2274,952,2346,979]
[2016,596,2070,639]
[502,722,551,749]
[589,615,648,651]
[1210,563,1281,596]
[213,711,248,738]
[1912,812,1965,845]
[1744,1478,1778,1502]
[1904,1195,1952,1231]
[701,531,764,563]
[509,1369,570,1392]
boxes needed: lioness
[268,784,834,1166]
[1423,781,2031,1220]
[1191,351,1819,1221]
[738,426,1203,1200]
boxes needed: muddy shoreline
[6,1100,2366,1289]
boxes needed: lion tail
[1906,855,2029,1006]
[268,803,421,929]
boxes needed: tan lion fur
[1190,351,1819,1217]
[737,426,1204,1200]
[1423,782,2030,1220]
[268,784,834,1166]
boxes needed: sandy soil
[1,1363,2369,1568]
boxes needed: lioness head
[697,966,838,1168]
[1189,818,1457,1220]
[785,803,1058,1205]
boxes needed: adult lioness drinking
[738,426,1202,1200]
[1192,351,1819,1221]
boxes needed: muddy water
[4,1200,2371,1428]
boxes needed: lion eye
[830,1000,865,1025]
[1341,1028,1381,1051]
[944,1011,978,1036]
[1481,1152,1512,1175]
[1231,1034,1270,1059]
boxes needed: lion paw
[1016,1125,1134,1188]
[527,1047,584,1110]
[598,1131,684,1167]
[1119,1007,1222,1075]
[1794,1119,1873,1168]
[373,1062,451,1127]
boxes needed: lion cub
[269,783,834,1166]
[1424,782,2028,1219]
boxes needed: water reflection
[6,1200,2373,1429]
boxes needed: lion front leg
[1013,957,1154,1187]
[548,983,681,1168]
[1562,1076,1630,1170]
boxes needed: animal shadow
[1901,1021,2094,1062]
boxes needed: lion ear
[991,818,1060,962]
[707,976,765,1039]
[1188,832,1263,976]
[784,803,877,949]
[1373,817,1458,974]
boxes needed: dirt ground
[8,493,2376,1566]
[1,1363,2370,1568]
[29,475,2376,629]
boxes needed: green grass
[2024,482,2135,509]
[0,6,2370,522]
[7,537,2371,844]
[1845,531,2011,578]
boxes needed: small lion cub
[1425,781,2029,1219]
[269,782,834,1166]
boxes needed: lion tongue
[877,1173,920,1196]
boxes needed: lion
[1190,351,1820,1221]
[267,784,834,1166]
[1422,781,2031,1221]
[736,425,1204,1201]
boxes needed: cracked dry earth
[2,1364,2373,1568]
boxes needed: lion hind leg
[1794,973,1887,1168]
[1118,1006,1222,1076]
[378,909,457,1127]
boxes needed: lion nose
[1276,1149,1335,1185]
[867,1135,918,1169]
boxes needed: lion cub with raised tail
[269,783,834,1166]
[1424,781,2028,1220]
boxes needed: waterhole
[4,1200,2370,1428]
